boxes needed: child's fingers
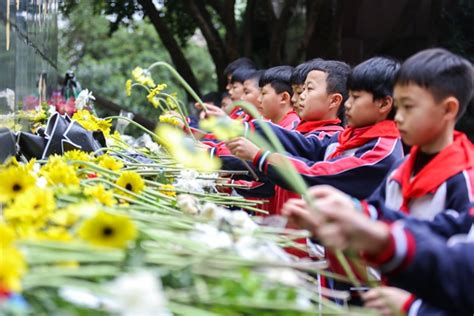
[308,185,341,199]
[317,223,347,250]
[361,288,382,302]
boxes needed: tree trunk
[184,0,230,91]
[268,0,298,65]
[137,0,201,95]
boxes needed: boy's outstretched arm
[282,185,474,315]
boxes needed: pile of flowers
[0,64,370,316]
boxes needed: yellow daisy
[0,166,36,202]
[97,155,124,171]
[38,226,73,242]
[84,184,116,206]
[78,210,137,248]
[160,184,176,197]
[44,160,80,187]
[115,171,145,195]
[0,246,27,292]
[4,188,56,228]
[0,222,15,247]
[64,149,92,165]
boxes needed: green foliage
[59,0,215,123]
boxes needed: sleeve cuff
[401,294,416,313]
[252,149,271,173]
[360,200,379,220]
[363,221,416,274]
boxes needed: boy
[227,57,403,300]
[223,57,256,92]
[257,65,300,128]
[242,70,265,111]
[365,48,474,221]
[228,57,403,199]
[282,185,474,315]
[349,47,474,315]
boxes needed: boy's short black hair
[247,70,265,85]
[348,57,400,99]
[396,48,474,119]
[201,91,222,106]
[223,57,256,77]
[290,58,324,85]
[259,65,294,95]
[230,68,258,84]
[348,57,400,120]
[303,59,351,120]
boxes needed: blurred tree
[59,0,215,129]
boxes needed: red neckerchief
[295,119,341,133]
[229,106,254,123]
[327,120,400,159]
[277,110,300,130]
[392,131,474,212]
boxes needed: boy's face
[344,90,384,128]
[221,96,233,114]
[393,84,449,148]
[242,79,261,108]
[291,84,304,113]
[229,82,244,101]
[299,70,333,121]
[226,75,232,91]
[258,84,284,121]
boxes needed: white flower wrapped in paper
[75,89,95,110]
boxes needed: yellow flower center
[12,183,22,192]
[125,183,133,191]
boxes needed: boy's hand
[362,287,412,316]
[281,198,320,235]
[196,103,227,118]
[225,137,260,161]
[308,185,391,254]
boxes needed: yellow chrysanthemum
[0,246,27,292]
[72,110,111,136]
[199,116,244,141]
[44,160,79,187]
[125,79,133,97]
[84,184,116,206]
[97,155,124,171]
[0,222,16,247]
[78,210,137,248]
[2,156,19,168]
[159,113,182,127]
[37,226,73,242]
[132,67,155,88]
[155,125,221,172]
[0,166,36,202]
[4,188,56,228]
[64,149,93,169]
[115,171,145,195]
[160,184,176,197]
[49,203,97,227]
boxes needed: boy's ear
[280,91,292,104]
[442,96,460,120]
[329,93,343,110]
[378,96,394,115]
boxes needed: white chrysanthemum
[75,89,95,110]
[105,271,170,316]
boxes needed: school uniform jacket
[365,205,474,316]
[250,119,404,199]
[365,131,474,221]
